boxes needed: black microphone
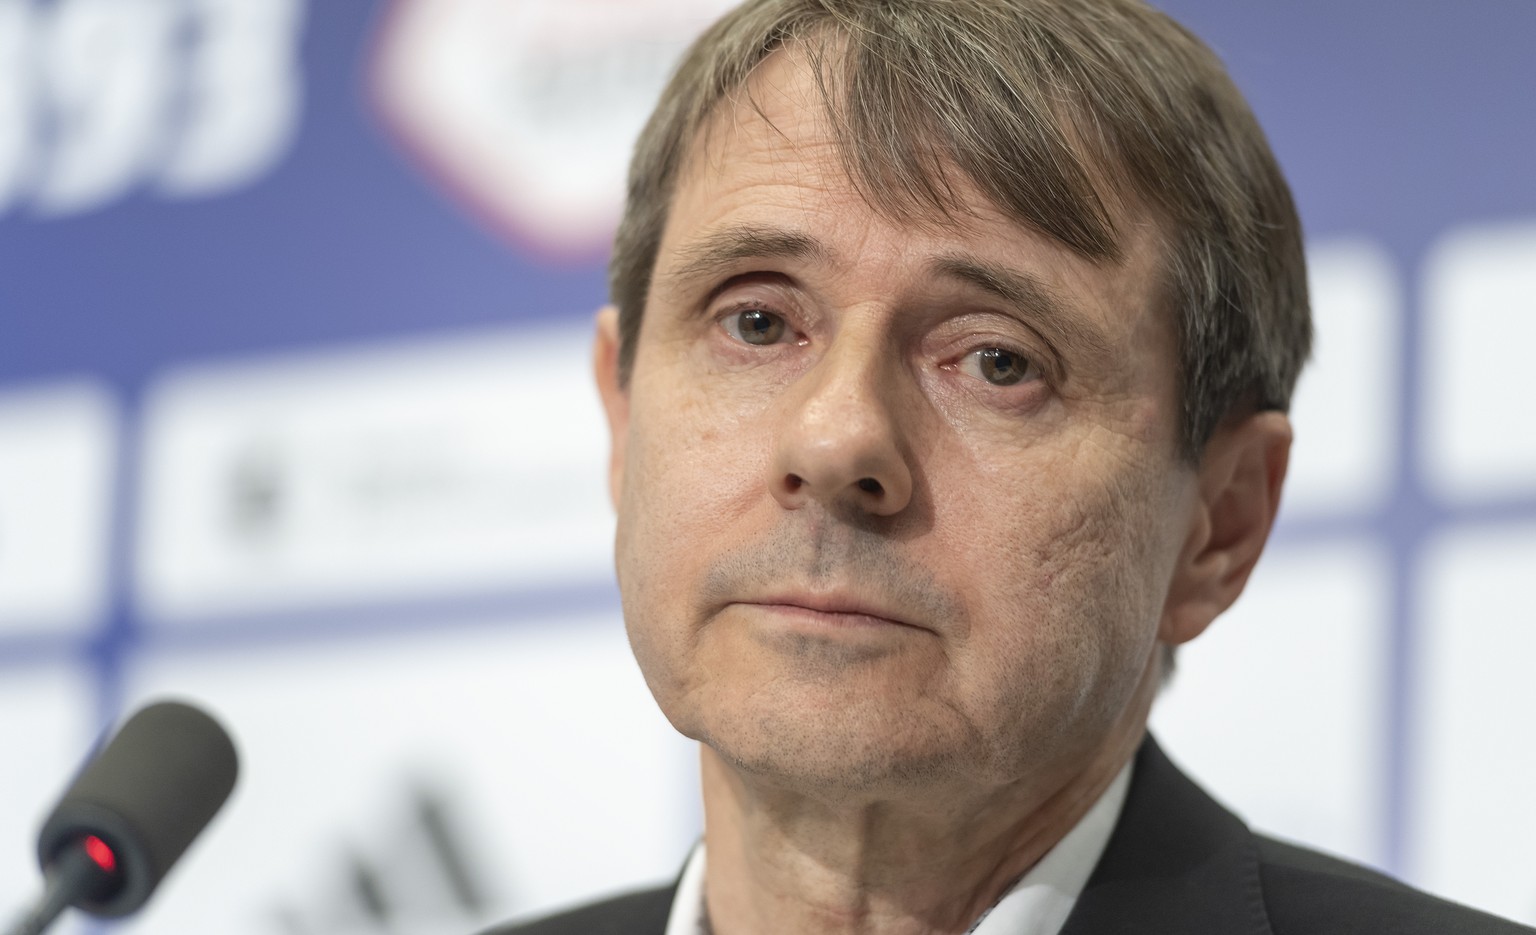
[5,700,239,935]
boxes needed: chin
[711,738,974,797]
[689,660,1143,801]
[691,694,995,797]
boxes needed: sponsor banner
[371,0,734,254]
[0,382,118,636]
[0,0,306,219]
[134,325,613,624]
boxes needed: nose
[769,337,914,517]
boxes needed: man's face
[599,52,1204,795]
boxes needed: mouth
[733,592,925,632]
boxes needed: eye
[722,308,789,346]
[958,347,1039,386]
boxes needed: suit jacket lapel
[1058,735,1274,935]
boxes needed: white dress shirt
[664,760,1133,935]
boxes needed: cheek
[611,377,775,700]
[1039,465,1176,630]
[967,415,1179,599]
[618,381,771,547]
[936,445,1177,709]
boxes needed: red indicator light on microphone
[82,835,117,874]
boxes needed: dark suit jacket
[483,736,1534,934]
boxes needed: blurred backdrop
[1,0,1534,932]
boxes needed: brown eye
[727,308,787,345]
[962,347,1036,386]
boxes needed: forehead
[678,47,1163,248]
[677,33,1155,252]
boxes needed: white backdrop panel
[0,382,118,637]
[1150,542,1390,870]
[1412,525,1536,925]
[116,615,699,935]
[1423,222,1536,502]
[1283,239,1399,517]
[0,664,96,935]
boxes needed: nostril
[857,477,883,495]
[786,473,805,492]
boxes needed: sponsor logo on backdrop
[0,0,306,218]
[371,0,733,256]
[133,327,613,623]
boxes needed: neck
[698,672,1155,935]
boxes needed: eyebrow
[665,226,832,290]
[928,253,1117,363]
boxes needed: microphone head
[36,700,239,917]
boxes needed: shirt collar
[664,759,1134,935]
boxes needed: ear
[1160,410,1292,647]
[592,305,629,509]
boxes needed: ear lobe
[592,305,629,509]
[1160,410,1292,647]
